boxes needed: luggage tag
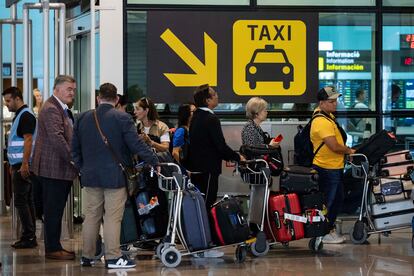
[284,213,307,223]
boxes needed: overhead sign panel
[147,11,318,103]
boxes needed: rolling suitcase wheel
[161,247,182,268]
[350,221,368,244]
[235,245,247,263]
[308,237,323,252]
[250,231,269,257]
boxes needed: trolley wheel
[161,247,182,268]
[250,240,270,257]
[350,221,369,244]
[308,237,323,253]
[235,246,247,263]
[282,242,289,248]
[412,236,414,250]
[156,242,165,259]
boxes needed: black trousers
[31,175,43,220]
[40,177,72,253]
[191,172,219,210]
[12,170,36,240]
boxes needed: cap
[317,86,342,101]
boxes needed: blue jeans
[313,166,344,230]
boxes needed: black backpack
[294,111,346,167]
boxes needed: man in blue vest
[3,87,37,248]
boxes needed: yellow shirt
[310,109,345,169]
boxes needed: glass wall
[382,14,414,112]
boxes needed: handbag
[93,110,139,196]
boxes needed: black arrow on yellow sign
[160,28,217,87]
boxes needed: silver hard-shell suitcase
[373,211,414,230]
[371,199,414,216]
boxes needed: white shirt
[199,107,214,114]
[53,94,69,111]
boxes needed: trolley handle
[158,162,182,175]
[348,153,369,164]
[239,158,269,168]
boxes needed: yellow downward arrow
[160,28,217,87]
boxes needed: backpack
[294,111,346,167]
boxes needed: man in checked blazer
[31,75,77,260]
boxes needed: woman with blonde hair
[241,97,278,147]
[33,88,43,116]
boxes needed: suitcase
[239,144,284,176]
[373,211,414,230]
[355,130,397,165]
[210,197,250,245]
[342,167,364,214]
[280,166,319,194]
[380,161,414,177]
[380,150,413,165]
[266,193,305,242]
[180,190,212,251]
[299,192,325,211]
[304,221,330,238]
[370,199,414,216]
[120,196,141,245]
[372,179,403,196]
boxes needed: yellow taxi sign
[233,20,307,96]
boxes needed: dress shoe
[62,248,75,256]
[45,250,76,260]
[11,238,38,249]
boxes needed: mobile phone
[273,134,283,143]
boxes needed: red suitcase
[265,193,305,243]
[380,150,413,165]
[380,161,414,177]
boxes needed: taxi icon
[246,45,294,89]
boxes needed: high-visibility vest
[7,107,37,165]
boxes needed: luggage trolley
[238,159,271,257]
[239,159,324,253]
[348,153,414,244]
[156,162,250,268]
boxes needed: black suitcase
[280,166,319,194]
[342,167,364,214]
[210,197,250,245]
[120,196,141,245]
[304,221,330,238]
[239,144,284,176]
[355,130,397,165]
[299,192,325,211]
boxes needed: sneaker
[11,238,38,249]
[192,249,224,258]
[322,232,345,244]
[80,257,95,267]
[105,255,136,269]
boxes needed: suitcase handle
[273,211,281,229]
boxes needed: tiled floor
[1,215,413,275]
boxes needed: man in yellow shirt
[311,86,355,244]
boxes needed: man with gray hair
[31,75,78,260]
[72,83,158,269]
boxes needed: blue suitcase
[180,190,212,251]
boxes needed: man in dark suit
[31,75,77,260]
[188,84,245,210]
[72,83,158,269]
